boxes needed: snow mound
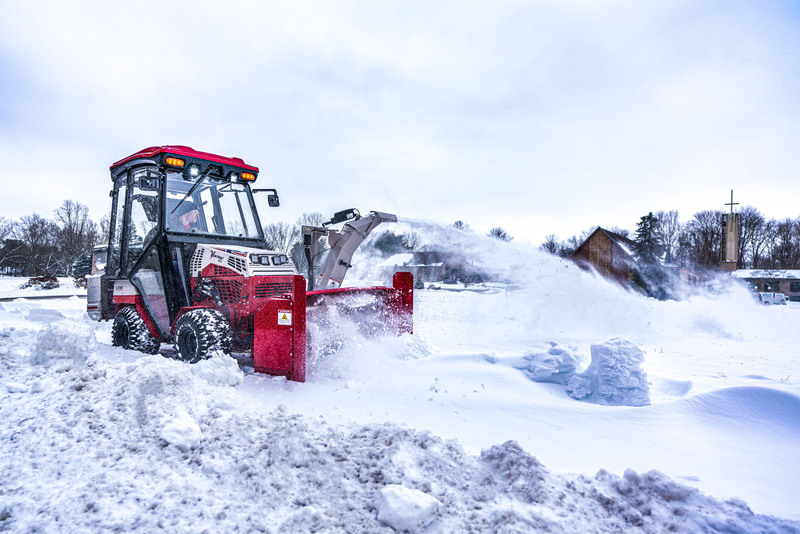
[567,338,650,406]
[376,484,442,532]
[513,341,581,384]
[29,320,97,366]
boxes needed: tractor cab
[93,146,287,336]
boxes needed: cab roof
[110,145,259,173]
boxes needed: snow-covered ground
[1,236,799,533]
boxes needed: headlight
[249,254,270,265]
[272,254,289,266]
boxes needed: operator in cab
[169,202,200,232]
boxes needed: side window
[108,182,127,276]
[125,172,160,272]
[790,281,800,293]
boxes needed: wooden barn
[570,227,638,287]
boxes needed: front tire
[173,309,232,363]
[111,306,160,354]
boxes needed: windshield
[165,172,262,239]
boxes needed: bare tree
[655,210,681,263]
[0,217,23,275]
[0,216,16,241]
[295,212,326,228]
[18,213,59,276]
[402,231,421,252]
[53,200,100,275]
[290,212,327,273]
[540,235,560,255]
[683,210,724,269]
[99,212,111,246]
[752,218,777,269]
[767,218,800,269]
[605,226,631,239]
[263,222,298,255]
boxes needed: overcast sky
[1,0,798,245]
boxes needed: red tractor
[87,146,412,382]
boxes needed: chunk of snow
[514,341,581,384]
[376,484,441,532]
[396,333,434,360]
[29,320,97,365]
[191,351,243,387]
[160,408,202,451]
[567,338,650,406]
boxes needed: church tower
[721,191,739,272]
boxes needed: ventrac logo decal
[210,250,226,262]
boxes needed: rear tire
[173,309,232,364]
[111,306,161,355]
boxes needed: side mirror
[254,188,280,208]
[139,177,160,191]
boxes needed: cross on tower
[725,190,739,215]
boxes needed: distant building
[570,227,638,289]
[731,270,800,302]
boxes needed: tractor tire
[173,309,232,364]
[111,306,161,355]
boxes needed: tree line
[541,207,800,271]
[0,201,106,277]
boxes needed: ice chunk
[376,484,441,532]
[566,338,650,406]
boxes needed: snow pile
[567,338,650,406]
[376,484,441,532]
[1,344,795,532]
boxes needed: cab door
[123,170,172,338]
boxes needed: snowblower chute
[86,145,412,383]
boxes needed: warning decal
[278,310,292,326]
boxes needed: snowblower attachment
[302,210,413,354]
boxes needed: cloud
[0,1,798,243]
